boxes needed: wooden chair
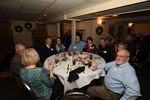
[13,73,39,100]
[62,91,92,100]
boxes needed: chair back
[21,80,39,100]
[13,73,39,100]
[62,91,92,100]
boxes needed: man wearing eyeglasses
[87,49,141,100]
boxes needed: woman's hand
[48,63,54,70]
[49,72,56,79]
[48,63,56,79]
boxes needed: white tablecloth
[44,52,106,93]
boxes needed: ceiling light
[43,14,47,17]
[112,14,118,17]
[64,14,67,20]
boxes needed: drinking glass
[63,52,66,57]
[89,54,93,60]
[72,59,76,65]
[87,60,92,68]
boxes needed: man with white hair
[39,36,57,63]
[87,49,141,100]
[10,43,26,74]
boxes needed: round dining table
[44,52,106,93]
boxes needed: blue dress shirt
[97,61,141,100]
[68,41,86,52]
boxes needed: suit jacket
[39,44,57,63]
[98,44,115,63]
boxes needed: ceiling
[0,0,150,23]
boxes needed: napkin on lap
[67,66,85,83]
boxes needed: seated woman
[20,48,55,100]
[117,42,127,52]
[83,37,96,53]
[54,37,65,53]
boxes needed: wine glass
[55,58,59,64]
[54,55,59,64]
[47,59,54,70]
[72,59,76,66]
[63,52,67,58]
[89,54,93,60]
[87,60,92,68]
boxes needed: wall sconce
[127,22,134,34]
[128,22,133,27]
[96,17,103,35]
[97,17,103,25]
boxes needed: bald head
[15,44,26,55]
[116,49,130,64]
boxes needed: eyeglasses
[116,55,129,58]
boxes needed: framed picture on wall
[109,25,115,36]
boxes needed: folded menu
[67,66,85,83]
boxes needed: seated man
[39,36,57,63]
[87,49,141,100]
[98,38,115,63]
[10,43,26,74]
[68,35,86,52]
